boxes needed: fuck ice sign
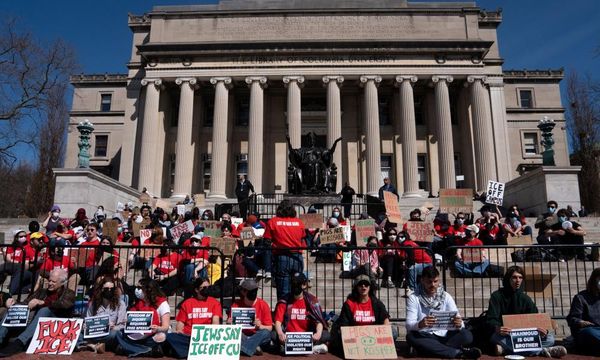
[26,317,83,355]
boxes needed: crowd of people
[0,192,596,358]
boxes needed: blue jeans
[165,333,190,359]
[454,260,490,276]
[491,331,555,356]
[114,330,159,357]
[9,268,33,296]
[274,253,304,299]
[408,263,429,290]
[77,329,119,347]
[184,263,207,285]
[241,329,271,356]
[575,327,600,355]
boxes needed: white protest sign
[285,332,313,355]
[26,317,83,355]
[485,180,505,206]
[177,205,186,216]
[2,305,29,327]
[169,220,195,240]
[343,251,352,272]
[429,310,458,330]
[140,229,152,243]
[342,225,352,242]
[188,324,242,360]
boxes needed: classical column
[396,75,420,197]
[360,75,382,196]
[245,76,267,194]
[488,77,512,182]
[138,78,162,194]
[432,75,456,189]
[468,75,496,192]
[323,75,344,191]
[208,77,232,199]
[283,76,304,148]
[172,78,198,199]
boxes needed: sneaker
[96,343,105,354]
[256,270,265,279]
[254,346,262,356]
[494,344,503,356]
[265,271,272,279]
[313,344,328,354]
[460,347,481,359]
[541,345,567,358]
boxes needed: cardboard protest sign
[125,311,153,333]
[485,180,505,206]
[169,220,194,240]
[155,199,171,211]
[102,219,119,243]
[299,213,324,229]
[231,217,243,228]
[439,189,473,214]
[26,317,83,355]
[211,238,237,257]
[405,221,434,242]
[285,332,313,355]
[193,194,205,206]
[506,234,534,246]
[239,227,254,246]
[355,219,375,243]
[132,218,152,237]
[502,313,553,331]
[510,328,542,353]
[198,221,223,238]
[2,305,29,327]
[319,227,345,245]
[341,325,397,359]
[383,191,402,224]
[188,325,242,360]
[230,308,256,329]
[429,311,458,330]
[461,248,483,263]
[84,315,110,339]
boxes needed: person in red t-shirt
[274,273,329,354]
[454,225,489,277]
[449,212,468,242]
[181,234,210,295]
[149,243,181,296]
[1,230,36,296]
[39,246,76,279]
[264,200,306,299]
[85,237,120,284]
[397,231,433,292]
[330,275,394,357]
[227,279,273,356]
[165,278,221,359]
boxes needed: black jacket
[235,180,254,200]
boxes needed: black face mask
[198,287,210,298]
[367,243,377,248]
[102,288,115,300]
[292,287,304,296]
[99,245,112,253]
[245,289,258,301]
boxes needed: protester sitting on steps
[567,267,600,356]
[405,266,481,359]
[486,265,567,358]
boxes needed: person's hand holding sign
[499,326,512,336]
[313,328,322,341]
[5,298,15,308]
[452,315,463,328]
[419,315,436,328]
[537,327,548,338]
[277,330,286,343]
[254,317,262,329]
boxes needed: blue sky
[2,0,599,163]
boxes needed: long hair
[586,268,600,297]
[139,278,166,308]
[502,265,524,289]
[12,231,26,246]
[91,275,121,315]
[276,200,296,218]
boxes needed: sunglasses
[358,282,371,287]
[86,229,96,233]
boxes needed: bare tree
[566,71,600,213]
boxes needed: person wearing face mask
[449,212,468,241]
[181,232,210,297]
[1,230,36,296]
[113,279,170,357]
[78,276,126,353]
[149,241,182,296]
[42,205,62,238]
[351,236,382,283]
[274,273,329,354]
[379,229,401,288]
[200,209,214,221]
[70,208,89,229]
[454,225,489,277]
[486,266,566,358]
[535,200,560,244]
[165,278,221,358]
[406,266,481,359]
[227,279,273,356]
[550,208,586,260]
[475,206,505,246]
[84,237,120,284]
[397,231,433,293]
[329,207,347,225]
[567,267,600,355]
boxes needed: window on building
[523,132,539,155]
[203,156,212,192]
[378,95,391,125]
[100,94,112,112]
[519,89,534,108]
[236,96,249,126]
[94,135,108,157]
[414,94,424,125]
[169,154,176,194]
[203,95,214,127]
[417,153,428,190]
[381,155,392,182]
[236,154,248,177]
[301,97,326,112]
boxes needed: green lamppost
[537,116,556,166]
[77,119,94,168]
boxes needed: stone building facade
[65,0,569,201]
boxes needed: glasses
[86,229,96,233]
[358,283,370,288]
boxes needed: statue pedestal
[283,194,341,209]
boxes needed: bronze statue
[286,132,342,194]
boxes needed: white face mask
[17,236,27,244]
[134,288,145,300]
[597,280,600,291]
[332,212,340,218]
[52,212,60,218]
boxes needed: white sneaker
[313,344,328,354]
[256,270,265,279]
[542,345,567,358]
[265,271,272,279]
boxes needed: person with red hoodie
[397,230,433,293]
[114,278,170,357]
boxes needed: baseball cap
[30,232,44,240]
[292,272,308,284]
[239,279,259,291]
[466,224,479,234]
